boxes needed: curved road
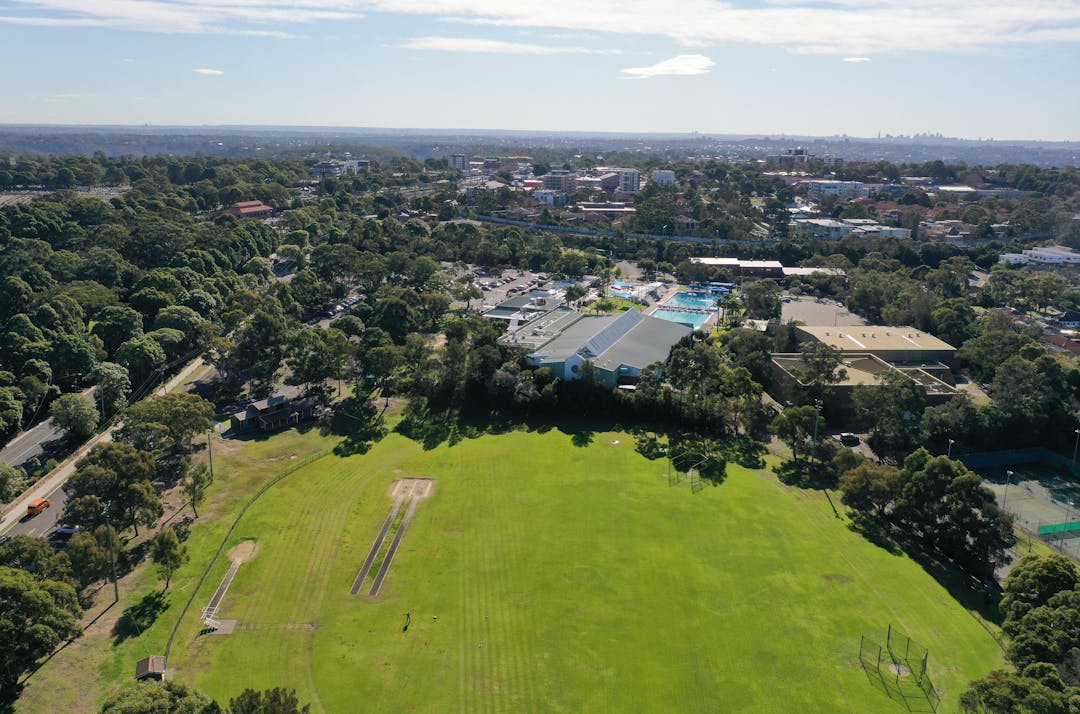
[0,358,204,539]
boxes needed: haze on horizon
[0,1,1077,142]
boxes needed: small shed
[135,655,166,681]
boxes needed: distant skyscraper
[449,154,468,171]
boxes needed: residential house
[230,387,318,433]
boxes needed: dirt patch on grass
[887,663,911,677]
[228,540,258,564]
[823,573,854,583]
[388,477,435,500]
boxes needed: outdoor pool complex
[666,291,718,309]
[652,307,712,329]
[650,291,718,328]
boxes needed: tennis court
[979,464,1080,560]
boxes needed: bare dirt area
[388,477,435,500]
[228,539,258,564]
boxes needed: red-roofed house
[226,200,273,219]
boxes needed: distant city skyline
[0,1,1077,141]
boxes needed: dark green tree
[150,527,187,589]
[51,392,99,440]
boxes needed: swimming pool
[665,292,717,309]
[652,308,712,329]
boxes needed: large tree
[90,361,131,419]
[838,463,901,517]
[0,566,82,696]
[228,688,310,714]
[51,392,99,440]
[743,280,781,320]
[771,405,821,463]
[63,443,161,535]
[118,392,214,454]
[1000,554,1080,631]
[100,680,220,714]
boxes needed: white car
[55,523,83,536]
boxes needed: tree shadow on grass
[321,398,388,457]
[113,591,170,645]
[847,512,904,556]
[774,457,837,490]
[631,429,731,486]
[901,539,1004,626]
[396,404,620,451]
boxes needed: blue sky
[0,1,1078,140]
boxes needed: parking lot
[781,296,867,327]
[476,270,548,309]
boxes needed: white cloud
[843,56,871,62]
[621,54,714,79]
[3,0,1080,55]
[401,36,618,55]
[194,68,225,75]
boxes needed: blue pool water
[665,292,717,309]
[611,290,634,299]
[652,308,712,329]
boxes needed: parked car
[55,523,83,536]
[27,498,51,517]
[839,432,860,446]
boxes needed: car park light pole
[947,439,955,458]
[1072,429,1080,469]
[1003,471,1014,509]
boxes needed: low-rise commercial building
[793,325,956,367]
[770,352,957,416]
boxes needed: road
[0,415,64,471]
[0,358,204,539]
[0,386,99,470]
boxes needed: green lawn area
[21,424,1005,712]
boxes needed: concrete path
[0,358,204,536]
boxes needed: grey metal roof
[591,314,692,373]
[504,307,691,373]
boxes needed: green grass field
[20,424,1005,712]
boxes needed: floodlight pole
[1072,429,1080,469]
[947,439,954,458]
[1003,470,1013,509]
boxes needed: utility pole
[1072,429,1080,469]
[207,428,215,480]
[103,502,119,603]
[812,399,823,465]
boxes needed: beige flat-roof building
[794,325,956,366]
[770,352,958,415]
